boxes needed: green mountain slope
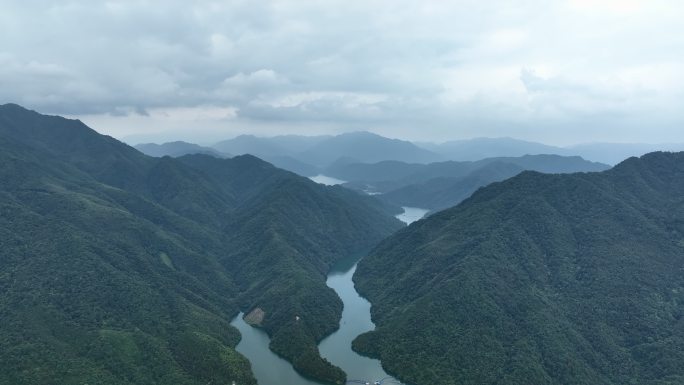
[0,104,403,384]
[0,134,254,385]
[354,152,684,385]
[179,154,403,381]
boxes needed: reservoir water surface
[230,207,427,384]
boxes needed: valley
[2,103,683,385]
[5,3,684,385]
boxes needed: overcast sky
[2,0,683,145]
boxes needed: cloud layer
[2,0,683,144]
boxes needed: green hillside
[355,152,684,385]
[0,104,403,384]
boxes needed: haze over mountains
[136,133,684,178]
[135,141,229,159]
[328,155,609,211]
[137,134,615,213]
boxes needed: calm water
[395,206,429,225]
[309,174,347,185]
[230,313,323,385]
[230,207,426,385]
[319,257,403,384]
[231,257,403,385]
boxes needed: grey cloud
[1,0,683,144]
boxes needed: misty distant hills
[0,104,402,384]
[136,134,684,180]
[420,137,570,161]
[135,141,229,158]
[261,155,321,177]
[297,131,443,166]
[569,142,684,165]
[328,154,608,187]
[435,136,684,168]
[380,161,526,211]
[328,155,610,210]
[354,151,684,385]
[130,132,668,215]
[207,132,684,174]
[213,134,330,159]
[210,131,442,172]
[423,137,684,166]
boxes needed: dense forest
[355,151,684,385]
[0,104,403,384]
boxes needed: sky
[1,0,683,145]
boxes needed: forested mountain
[354,151,684,385]
[419,137,570,161]
[135,141,228,158]
[0,104,403,384]
[298,131,443,166]
[327,155,609,210]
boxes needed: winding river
[395,206,429,225]
[230,314,322,385]
[230,206,427,385]
[318,257,402,384]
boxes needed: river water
[318,257,402,384]
[230,313,323,385]
[395,206,429,225]
[230,207,427,385]
[309,174,347,186]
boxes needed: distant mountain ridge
[328,154,610,211]
[568,142,684,165]
[209,131,443,172]
[136,134,683,180]
[420,137,570,161]
[297,131,443,166]
[135,141,229,158]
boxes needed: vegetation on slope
[0,135,255,385]
[328,155,609,210]
[0,104,403,384]
[355,152,684,385]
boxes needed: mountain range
[0,104,402,384]
[134,134,684,181]
[135,141,229,158]
[329,155,610,211]
[354,151,684,385]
